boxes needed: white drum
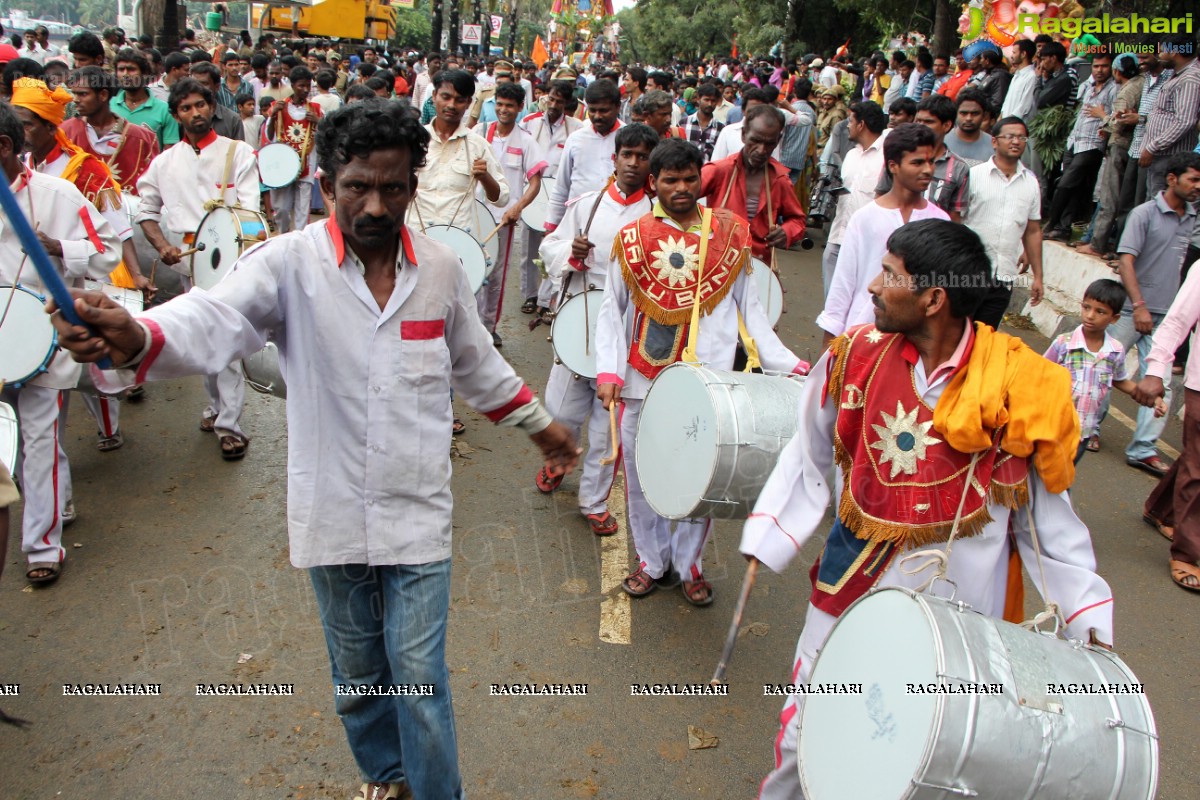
[257,142,302,189]
[521,176,556,231]
[549,289,602,379]
[798,587,1158,800]
[242,342,286,400]
[464,199,499,268]
[752,258,784,327]
[424,225,489,294]
[0,285,57,387]
[0,401,17,477]
[635,363,805,519]
[82,279,145,314]
[191,206,270,291]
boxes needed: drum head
[83,279,145,314]
[258,143,303,189]
[752,258,784,327]
[550,289,603,379]
[425,226,489,294]
[192,207,242,291]
[634,364,720,518]
[463,200,499,267]
[521,176,555,231]
[0,285,57,385]
[0,400,17,477]
[798,589,938,800]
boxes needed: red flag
[731,34,738,58]
[531,35,550,68]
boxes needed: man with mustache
[134,77,260,460]
[50,99,578,800]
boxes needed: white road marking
[599,474,631,645]
[1107,406,1180,460]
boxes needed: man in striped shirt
[1140,35,1200,197]
[683,83,725,162]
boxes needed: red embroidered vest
[828,325,1029,548]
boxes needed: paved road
[1,241,1195,799]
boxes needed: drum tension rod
[910,779,978,797]
[1105,718,1160,739]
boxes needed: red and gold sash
[828,324,1029,549]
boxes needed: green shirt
[111,91,180,148]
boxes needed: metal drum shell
[190,206,270,291]
[520,176,556,231]
[798,587,1158,800]
[635,363,806,520]
[242,342,287,400]
[423,225,489,294]
[751,257,784,327]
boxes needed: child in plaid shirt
[1044,279,1166,463]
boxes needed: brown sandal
[622,568,658,597]
[199,411,218,432]
[219,434,249,461]
[1143,514,1174,541]
[1170,560,1200,593]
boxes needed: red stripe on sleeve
[134,318,166,385]
[484,384,535,423]
[78,206,106,253]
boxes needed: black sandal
[520,296,538,314]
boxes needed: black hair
[431,68,475,99]
[955,87,993,117]
[887,220,991,319]
[221,51,239,64]
[741,87,772,106]
[1014,39,1036,61]
[189,50,212,64]
[289,65,313,84]
[1040,41,1067,62]
[917,93,956,124]
[495,81,525,106]
[695,82,719,99]
[1114,54,1139,79]
[745,102,785,131]
[1033,34,1054,46]
[883,122,936,168]
[316,69,335,90]
[615,122,660,153]
[114,47,151,75]
[364,76,388,93]
[357,62,377,78]
[917,51,933,70]
[889,97,917,119]
[1165,152,1200,179]
[981,49,1004,67]
[1090,48,1113,64]
[345,83,376,102]
[636,89,673,115]
[584,78,620,106]
[3,58,42,95]
[1083,278,1128,315]
[991,115,1028,136]
[890,50,906,64]
[162,51,189,72]
[648,70,673,90]
[901,59,915,70]
[792,77,813,101]
[251,53,269,69]
[0,100,24,152]
[168,77,215,115]
[316,98,429,178]
[1160,33,1195,50]
[67,31,104,61]
[547,79,574,101]
[189,61,221,85]
[625,66,647,92]
[68,66,117,101]
[848,100,887,133]
[649,137,703,177]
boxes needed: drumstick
[480,221,506,245]
[177,242,208,257]
[710,558,760,686]
[599,403,620,466]
[583,286,590,355]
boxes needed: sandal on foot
[622,568,658,597]
[520,296,538,314]
[125,385,146,403]
[353,783,410,800]
[586,510,618,536]
[1128,454,1170,477]
[97,430,124,451]
[452,418,466,437]
[219,434,249,461]
[199,411,218,432]
[61,500,77,527]
[26,561,61,585]
[1170,560,1200,593]
[534,465,564,493]
[1086,436,1100,453]
[682,577,714,606]
[1143,514,1175,541]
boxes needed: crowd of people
[0,19,1198,800]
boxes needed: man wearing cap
[469,59,520,129]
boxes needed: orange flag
[531,35,550,68]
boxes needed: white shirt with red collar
[134,129,259,238]
[99,218,550,567]
[521,111,584,179]
[539,180,650,294]
[479,121,547,216]
[546,120,624,229]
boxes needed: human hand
[472,157,490,180]
[1153,397,1168,417]
[530,421,581,479]
[597,382,622,410]
[765,226,788,248]
[570,234,593,262]
[36,231,63,258]
[1133,305,1153,334]
[158,245,183,266]
[501,207,521,227]
[1132,375,1166,407]
[132,272,158,302]
[1138,151,1152,168]
[1030,277,1043,306]
[46,289,144,365]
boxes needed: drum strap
[219,142,238,205]
[681,207,713,364]
[736,310,761,372]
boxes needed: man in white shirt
[818,123,950,343]
[412,52,442,110]
[545,79,623,231]
[1000,39,1039,125]
[535,123,657,534]
[476,82,546,346]
[262,66,322,234]
[815,59,838,89]
[0,102,120,585]
[136,78,260,459]
[820,100,890,296]
[52,98,578,800]
[963,115,1045,329]
[149,51,190,102]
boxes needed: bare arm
[1021,219,1043,305]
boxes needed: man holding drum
[0,102,121,584]
[742,220,1115,800]
[135,78,259,460]
[536,123,658,535]
[262,65,322,234]
[595,139,807,606]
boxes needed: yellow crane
[251,0,398,43]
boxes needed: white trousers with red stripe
[476,225,523,332]
[620,398,712,581]
[3,385,67,566]
[543,363,613,516]
[179,275,247,439]
[81,393,119,438]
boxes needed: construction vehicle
[250,0,398,44]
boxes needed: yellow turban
[10,77,73,126]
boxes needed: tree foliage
[392,0,434,50]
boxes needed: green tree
[393,0,434,50]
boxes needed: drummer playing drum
[534,123,658,536]
[741,220,1115,800]
[135,77,260,460]
[261,65,322,235]
[594,139,807,606]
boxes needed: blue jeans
[1102,311,1172,461]
[309,560,462,799]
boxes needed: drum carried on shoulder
[635,362,806,520]
[798,587,1158,800]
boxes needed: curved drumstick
[710,558,760,686]
[599,403,619,466]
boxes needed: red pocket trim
[506,146,524,156]
[401,319,445,340]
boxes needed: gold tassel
[616,226,747,327]
[838,489,995,549]
[989,478,1029,510]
